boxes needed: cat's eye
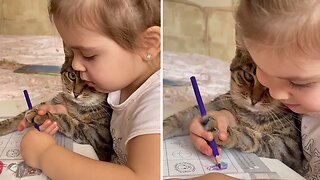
[243,72,254,82]
[68,72,76,80]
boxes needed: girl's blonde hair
[235,0,320,57]
[49,0,160,51]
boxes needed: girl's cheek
[256,67,269,88]
[296,92,320,112]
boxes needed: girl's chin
[92,86,109,93]
[286,106,308,114]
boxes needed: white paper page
[163,136,280,179]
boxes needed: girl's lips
[284,103,299,108]
[84,81,95,87]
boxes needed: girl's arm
[21,130,160,180]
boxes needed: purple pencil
[190,76,221,169]
[23,90,40,131]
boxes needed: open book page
[163,136,280,179]
[0,127,73,180]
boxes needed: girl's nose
[256,67,290,100]
[72,55,86,72]
[268,85,290,100]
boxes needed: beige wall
[164,0,237,62]
[1,0,237,60]
[0,0,56,35]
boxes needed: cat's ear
[138,26,160,61]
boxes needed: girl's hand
[18,104,67,135]
[189,110,236,156]
[20,129,57,169]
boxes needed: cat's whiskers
[80,95,106,106]
[267,110,286,131]
[94,103,111,117]
[278,113,301,133]
[94,103,109,119]
[270,106,301,121]
[87,102,105,120]
[274,107,302,122]
[269,108,301,133]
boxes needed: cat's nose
[74,93,80,98]
[251,98,259,105]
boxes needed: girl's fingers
[39,120,52,131]
[38,104,68,115]
[189,115,213,141]
[218,146,222,154]
[42,121,58,134]
[49,126,59,135]
[206,111,229,141]
[217,121,229,141]
[190,133,212,156]
[218,131,229,141]
[18,119,28,131]
[38,105,55,115]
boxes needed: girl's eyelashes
[83,55,96,60]
[289,81,313,90]
[70,48,97,60]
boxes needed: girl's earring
[146,53,152,61]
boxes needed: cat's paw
[25,109,55,125]
[201,116,236,148]
[25,109,39,124]
[201,115,218,133]
[34,112,56,125]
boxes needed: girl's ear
[139,26,161,61]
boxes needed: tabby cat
[0,46,113,161]
[163,49,303,173]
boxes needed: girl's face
[246,41,320,114]
[55,20,151,95]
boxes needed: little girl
[188,0,320,179]
[19,0,161,179]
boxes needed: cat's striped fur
[0,45,113,161]
[163,49,303,173]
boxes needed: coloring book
[0,128,73,180]
[163,136,280,179]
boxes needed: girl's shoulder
[134,70,160,101]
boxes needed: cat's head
[229,49,284,113]
[60,45,107,105]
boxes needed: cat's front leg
[201,110,238,148]
[202,115,239,149]
[163,105,201,139]
[203,116,261,151]
[25,109,48,125]
[25,109,59,128]
[24,109,38,124]
[216,125,269,153]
